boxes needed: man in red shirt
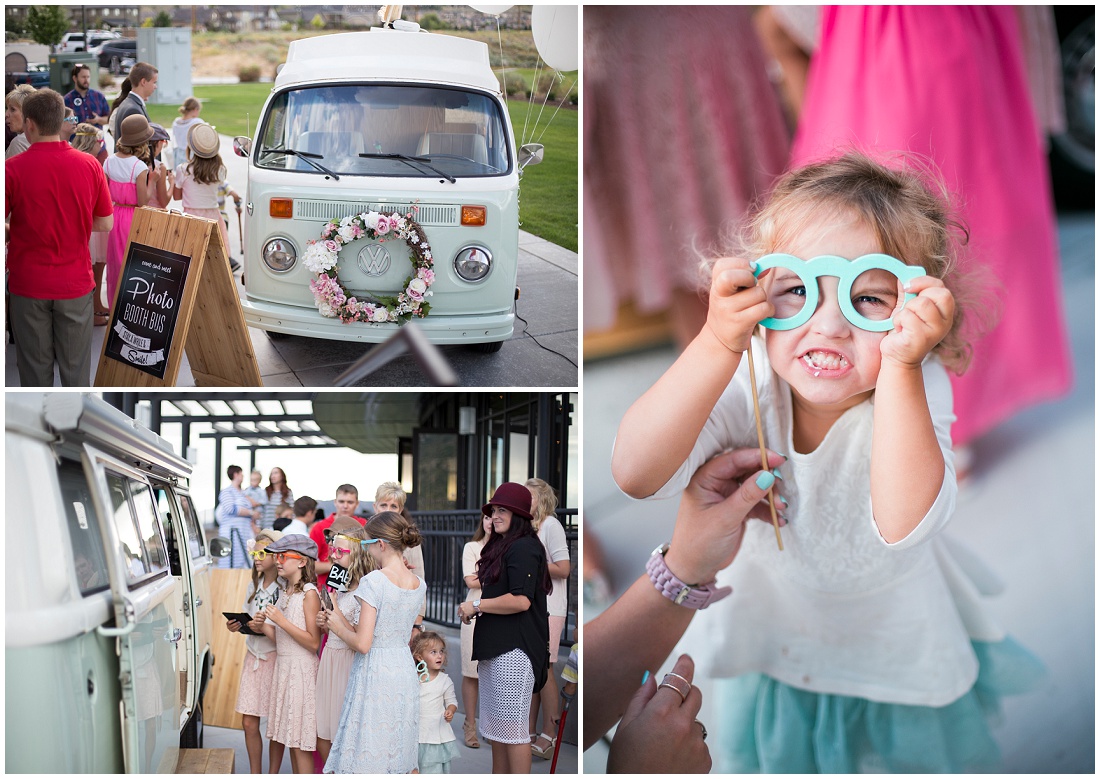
[310,483,365,591]
[6,88,112,386]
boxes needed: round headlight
[262,237,297,273]
[454,246,492,282]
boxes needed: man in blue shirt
[62,63,110,129]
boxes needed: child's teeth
[803,351,848,370]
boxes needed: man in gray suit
[109,61,158,139]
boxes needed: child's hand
[879,276,954,369]
[443,709,454,722]
[261,605,282,626]
[226,619,241,632]
[316,607,331,632]
[705,257,773,354]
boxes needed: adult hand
[664,447,787,586]
[456,601,476,624]
[608,655,710,774]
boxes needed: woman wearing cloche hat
[457,483,552,773]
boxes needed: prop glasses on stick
[746,253,927,550]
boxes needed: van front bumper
[242,298,514,344]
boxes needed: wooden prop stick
[745,344,783,551]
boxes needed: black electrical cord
[514,299,578,368]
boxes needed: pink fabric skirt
[791,6,1072,443]
[266,652,319,750]
[583,6,790,331]
[235,651,277,717]
[316,644,356,741]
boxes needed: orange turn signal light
[270,198,294,219]
[461,205,486,226]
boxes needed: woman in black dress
[458,482,552,773]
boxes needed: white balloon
[470,4,513,14]
[531,5,578,72]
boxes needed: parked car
[234,25,544,353]
[5,393,230,773]
[59,29,120,53]
[98,38,137,74]
[5,61,49,91]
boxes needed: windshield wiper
[358,152,456,184]
[260,146,340,180]
[416,153,502,174]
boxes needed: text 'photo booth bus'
[233,24,544,353]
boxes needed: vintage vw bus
[234,26,543,352]
[6,394,227,773]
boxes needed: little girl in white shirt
[614,151,1041,772]
[413,631,460,773]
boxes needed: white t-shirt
[104,154,148,184]
[633,337,1001,707]
[537,515,570,617]
[281,518,309,537]
[174,162,224,209]
[171,116,203,164]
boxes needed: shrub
[238,64,261,83]
[98,70,115,89]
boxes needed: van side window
[58,459,111,595]
[177,493,206,560]
[106,473,169,585]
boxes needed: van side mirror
[233,136,252,158]
[518,143,544,172]
[208,537,232,558]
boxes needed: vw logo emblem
[356,243,391,276]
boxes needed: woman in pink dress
[789,6,1072,447]
[104,114,152,306]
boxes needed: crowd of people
[5,62,241,387]
[216,471,574,774]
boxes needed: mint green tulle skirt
[714,638,1044,773]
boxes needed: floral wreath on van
[302,208,434,324]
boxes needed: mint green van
[5,394,228,772]
[233,26,543,352]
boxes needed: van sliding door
[82,446,183,774]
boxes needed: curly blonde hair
[723,151,993,374]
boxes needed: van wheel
[266,330,291,341]
[181,701,203,748]
[471,340,504,354]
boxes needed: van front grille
[294,200,460,226]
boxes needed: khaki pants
[9,291,94,386]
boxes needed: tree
[25,5,69,50]
[419,13,446,31]
[310,14,325,30]
[153,10,172,28]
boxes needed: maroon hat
[481,482,533,521]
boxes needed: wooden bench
[175,748,235,774]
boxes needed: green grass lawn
[144,84,577,251]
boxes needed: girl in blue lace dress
[322,511,426,774]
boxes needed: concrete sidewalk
[582,212,1095,773]
[6,132,578,388]
[205,625,578,774]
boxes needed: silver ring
[657,674,690,704]
[696,719,707,741]
[665,671,691,688]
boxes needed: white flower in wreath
[318,300,337,318]
[339,215,355,227]
[303,242,338,273]
[371,307,389,323]
[365,211,383,231]
[337,224,357,242]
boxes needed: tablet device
[223,611,263,636]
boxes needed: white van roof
[275,29,500,94]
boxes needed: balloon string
[494,15,508,109]
[523,56,542,147]
[533,77,575,147]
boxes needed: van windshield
[256,84,511,177]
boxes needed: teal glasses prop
[752,253,926,332]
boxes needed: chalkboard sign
[103,242,191,379]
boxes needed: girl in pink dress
[257,535,322,774]
[227,530,285,773]
[104,114,153,306]
[313,525,374,766]
[790,6,1072,446]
